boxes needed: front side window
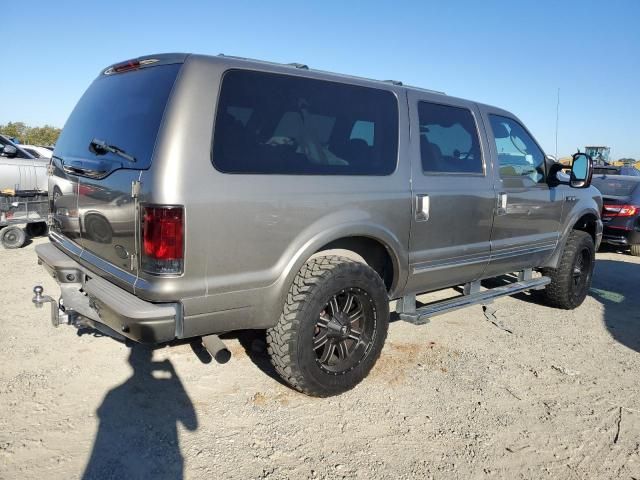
[23,148,41,158]
[212,70,399,175]
[489,115,545,183]
[418,102,483,174]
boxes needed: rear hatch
[50,55,184,277]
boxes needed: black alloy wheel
[313,287,377,375]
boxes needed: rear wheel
[84,214,112,243]
[630,244,640,257]
[267,255,389,397]
[1,226,27,249]
[541,230,595,309]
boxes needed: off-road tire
[541,230,595,309]
[84,214,112,244]
[1,226,27,249]
[630,244,640,257]
[266,255,389,397]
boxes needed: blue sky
[3,0,639,159]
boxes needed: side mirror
[570,153,593,188]
[2,145,18,158]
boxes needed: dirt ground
[1,237,639,480]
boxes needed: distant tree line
[0,122,61,146]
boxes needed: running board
[397,274,551,325]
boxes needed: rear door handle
[497,192,508,216]
[415,194,429,221]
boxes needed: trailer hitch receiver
[32,285,67,327]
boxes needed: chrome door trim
[412,241,556,274]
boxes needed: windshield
[54,64,181,169]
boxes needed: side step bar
[397,271,550,325]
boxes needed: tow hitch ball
[32,285,66,327]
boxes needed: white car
[0,135,49,192]
[19,145,53,159]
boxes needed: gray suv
[33,53,602,396]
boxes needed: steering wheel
[453,148,474,161]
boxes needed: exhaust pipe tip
[201,334,231,364]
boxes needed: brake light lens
[141,206,184,275]
[104,58,158,75]
[603,204,638,217]
[114,60,141,73]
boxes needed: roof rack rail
[383,80,403,86]
[218,54,309,70]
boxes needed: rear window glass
[212,70,399,175]
[592,177,639,196]
[54,64,181,169]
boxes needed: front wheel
[267,255,389,397]
[541,230,595,309]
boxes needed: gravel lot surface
[1,237,639,479]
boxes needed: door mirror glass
[1,145,17,158]
[570,153,592,188]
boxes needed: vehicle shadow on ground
[230,330,292,388]
[82,345,197,480]
[590,259,640,354]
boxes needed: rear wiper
[89,138,136,163]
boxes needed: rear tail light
[603,204,638,217]
[78,184,97,196]
[141,206,184,275]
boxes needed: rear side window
[212,70,399,175]
[55,64,181,169]
[418,102,483,174]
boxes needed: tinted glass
[489,115,545,183]
[592,177,640,196]
[55,64,181,169]
[212,70,399,175]
[418,102,482,174]
[620,166,640,176]
[23,148,41,158]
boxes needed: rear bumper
[601,226,640,247]
[35,242,179,344]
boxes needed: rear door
[479,109,564,277]
[404,92,495,294]
[50,61,182,276]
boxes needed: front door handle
[497,192,508,216]
[415,194,429,221]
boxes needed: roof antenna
[554,87,560,160]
